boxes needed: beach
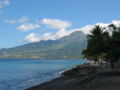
[26,62,120,90]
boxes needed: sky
[0,0,120,48]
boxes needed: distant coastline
[0,57,85,60]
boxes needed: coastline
[0,58,85,61]
[0,59,86,90]
[26,62,120,90]
[25,62,97,90]
[25,61,88,90]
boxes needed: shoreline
[25,62,96,90]
[58,61,88,75]
[26,62,120,90]
[25,61,87,90]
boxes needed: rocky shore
[26,62,120,90]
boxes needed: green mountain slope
[0,31,87,59]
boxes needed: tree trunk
[94,57,98,64]
[110,61,114,69]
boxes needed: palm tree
[106,24,120,69]
[83,25,105,63]
[82,24,120,69]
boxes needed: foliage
[0,31,87,59]
[82,24,120,69]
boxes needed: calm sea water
[0,59,86,90]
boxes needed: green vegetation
[82,24,120,69]
[0,31,87,59]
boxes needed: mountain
[0,31,87,59]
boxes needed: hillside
[0,31,87,59]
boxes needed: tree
[82,25,106,63]
[105,24,120,69]
[82,24,120,69]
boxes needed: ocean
[0,59,86,90]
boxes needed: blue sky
[0,0,120,48]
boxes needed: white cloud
[112,20,120,27]
[17,23,40,32]
[55,29,74,38]
[76,20,120,34]
[42,29,74,40]
[24,33,40,42]
[102,20,120,35]
[77,24,109,35]
[23,20,120,43]
[0,0,10,8]
[24,29,76,42]
[41,18,71,29]
[5,16,29,24]
[96,23,109,28]
[42,33,56,40]
[76,25,94,34]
